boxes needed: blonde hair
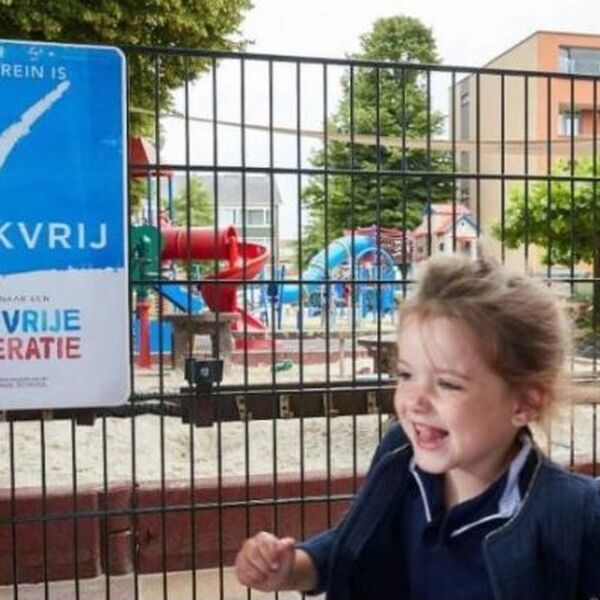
[399,255,570,419]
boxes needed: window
[247,208,271,226]
[559,47,600,76]
[221,208,238,224]
[558,111,581,136]
[460,92,470,140]
[247,209,263,225]
[459,151,470,204]
[460,150,470,173]
[220,208,272,226]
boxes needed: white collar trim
[409,434,532,537]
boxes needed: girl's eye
[397,370,412,381]
[438,379,464,391]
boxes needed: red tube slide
[161,226,269,341]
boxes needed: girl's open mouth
[413,423,448,450]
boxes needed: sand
[0,399,597,490]
[0,412,386,490]
[0,355,599,490]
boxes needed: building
[194,173,282,261]
[412,204,478,263]
[451,31,600,272]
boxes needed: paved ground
[0,567,322,600]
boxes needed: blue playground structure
[153,283,205,313]
[355,247,396,321]
[279,235,373,304]
[268,235,398,326]
[133,285,206,355]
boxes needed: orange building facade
[452,31,600,273]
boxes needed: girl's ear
[512,385,546,427]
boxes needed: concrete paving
[0,568,323,600]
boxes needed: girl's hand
[235,531,297,591]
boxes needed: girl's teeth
[416,424,447,442]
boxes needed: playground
[128,139,478,385]
[129,144,407,382]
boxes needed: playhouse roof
[129,136,173,178]
[413,203,476,237]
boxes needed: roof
[422,203,470,216]
[455,29,600,86]
[197,174,283,206]
[129,136,173,178]
[413,204,476,237]
[483,30,600,68]
[351,225,413,241]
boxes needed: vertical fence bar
[123,47,139,600]
[569,76,576,469]
[500,73,506,263]
[102,415,111,600]
[349,63,358,494]
[154,51,170,600]
[593,77,599,475]
[181,54,199,600]
[545,74,554,459]
[267,60,281,556]
[523,75,530,270]
[40,419,48,600]
[451,71,457,253]
[295,59,308,553]
[322,62,332,527]
[546,75,553,283]
[209,55,226,600]
[70,418,80,598]
[475,72,481,236]
[239,55,253,600]
[375,65,383,439]
[401,66,408,298]
[9,421,18,600]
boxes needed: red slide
[161,226,270,348]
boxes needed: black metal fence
[1,46,599,598]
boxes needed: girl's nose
[410,394,432,412]
[403,382,433,413]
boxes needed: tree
[496,158,599,267]
[172,176,214,226]
[301,16,453,263]
[0,0,252,135]
[166,176,213,277]
[495,158,600,338]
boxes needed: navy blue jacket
[300,423,600,600]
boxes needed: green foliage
[494,158,600,265]
[129,177,148,215]
[301,16,453,264]
[172,176,213,226]
[0,0,252,135]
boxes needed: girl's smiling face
[394,316,534,503]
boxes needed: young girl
[235,256,600,599]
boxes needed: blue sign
[0,40,126,274]
[0,40,129,409]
